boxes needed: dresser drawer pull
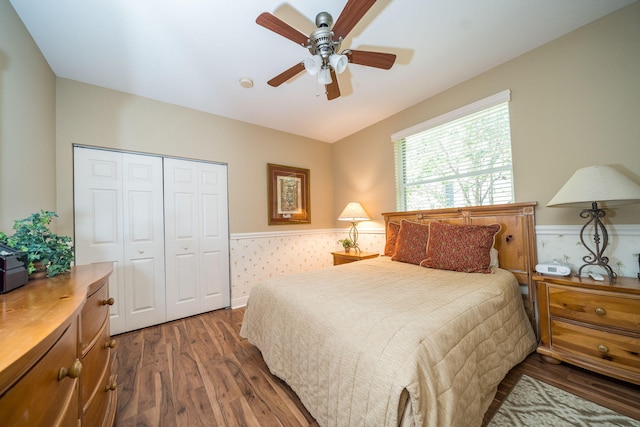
[595,307,606,316]
[597,344,609,354]
[104,339,116,349]
[102,297,115,306]
[105,382,117,392]
[58,359,83,381]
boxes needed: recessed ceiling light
[239,77,254,89]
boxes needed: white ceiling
[9,0,635,143]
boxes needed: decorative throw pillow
[420,221,501,273]
[384,222,401,256]
[391,220,430,265]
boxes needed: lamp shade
[547,165,640,208]
[317,67,332,85]
[338,202,370,221]
[303,55,322,75]
[329,53,348,74]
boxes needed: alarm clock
[535,260,571,276]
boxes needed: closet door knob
[102,297,115,306]
[139,249,145,254]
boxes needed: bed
[240,202,538,426]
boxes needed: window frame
[392,90,514,211]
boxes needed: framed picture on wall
[267,163,310,225]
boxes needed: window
[392,90,514,211]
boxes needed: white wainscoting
[229,224,640,308]
[229,228,386,308]
[536,224,640,279]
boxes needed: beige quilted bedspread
[240,257,536,427]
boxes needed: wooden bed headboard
[382,202,538,321]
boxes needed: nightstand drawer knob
[595,307,606,316]
[597,344,609,353]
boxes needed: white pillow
[490,247,499,268]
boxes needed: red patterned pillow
[384,222,401,256]
[391,220,430,265]
[420,221,501,273]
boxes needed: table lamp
[547,165,640,282]
[338,202,370,251]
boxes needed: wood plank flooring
[113,307,640,426]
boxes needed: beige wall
[55,79,334,236]
[2,1,639,239]
[0,0,56,231]
[333,2,640,228]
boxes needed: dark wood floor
[113,307,640,426]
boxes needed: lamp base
[349,221,361,253]
[575,202,616,283]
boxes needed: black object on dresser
[0,244,27,293]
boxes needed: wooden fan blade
[326,69,341,100]
[256,12,309,46]
[347,49,396,69]
[267,62,305,87]
[332,0,377,40]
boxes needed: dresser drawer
[81,278,111,354]
[80,318,111,410]
[84,373,117,427]
[551,319,640,375]
[548,286,640,333]
[0,320,79,426]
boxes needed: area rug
[488,375,640,426]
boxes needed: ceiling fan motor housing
[315,11,333,28]
[309,12,342,61]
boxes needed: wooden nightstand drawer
[331,251,378,266]
[548,286,640,333]
[551,319,640,376]
[535,275,640,385]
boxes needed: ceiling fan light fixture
[318,67,332,85]
[303,54,323,75]
[329,53,348,74]
[256,1,396,100]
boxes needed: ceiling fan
[256,0,396,100]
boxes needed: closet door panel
[199,164,230,310]
[164,159,201,321]
[122,154,166,331]
[202,250,224,296]
[74,148,126,334]
[165,159,230,321]
[174,253,198,302]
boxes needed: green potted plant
[338,238,354,253]
[0,210,74,278]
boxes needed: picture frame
[267,163,311,225]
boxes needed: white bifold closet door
[163,158,230,321]
[74,147,230,335]
[74,147,166,334]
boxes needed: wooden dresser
[0,263,117,426]
[535,274,640,385]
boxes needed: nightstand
[331,251,379,266]
[534,274,640,385]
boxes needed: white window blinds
[393,90,514,211]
